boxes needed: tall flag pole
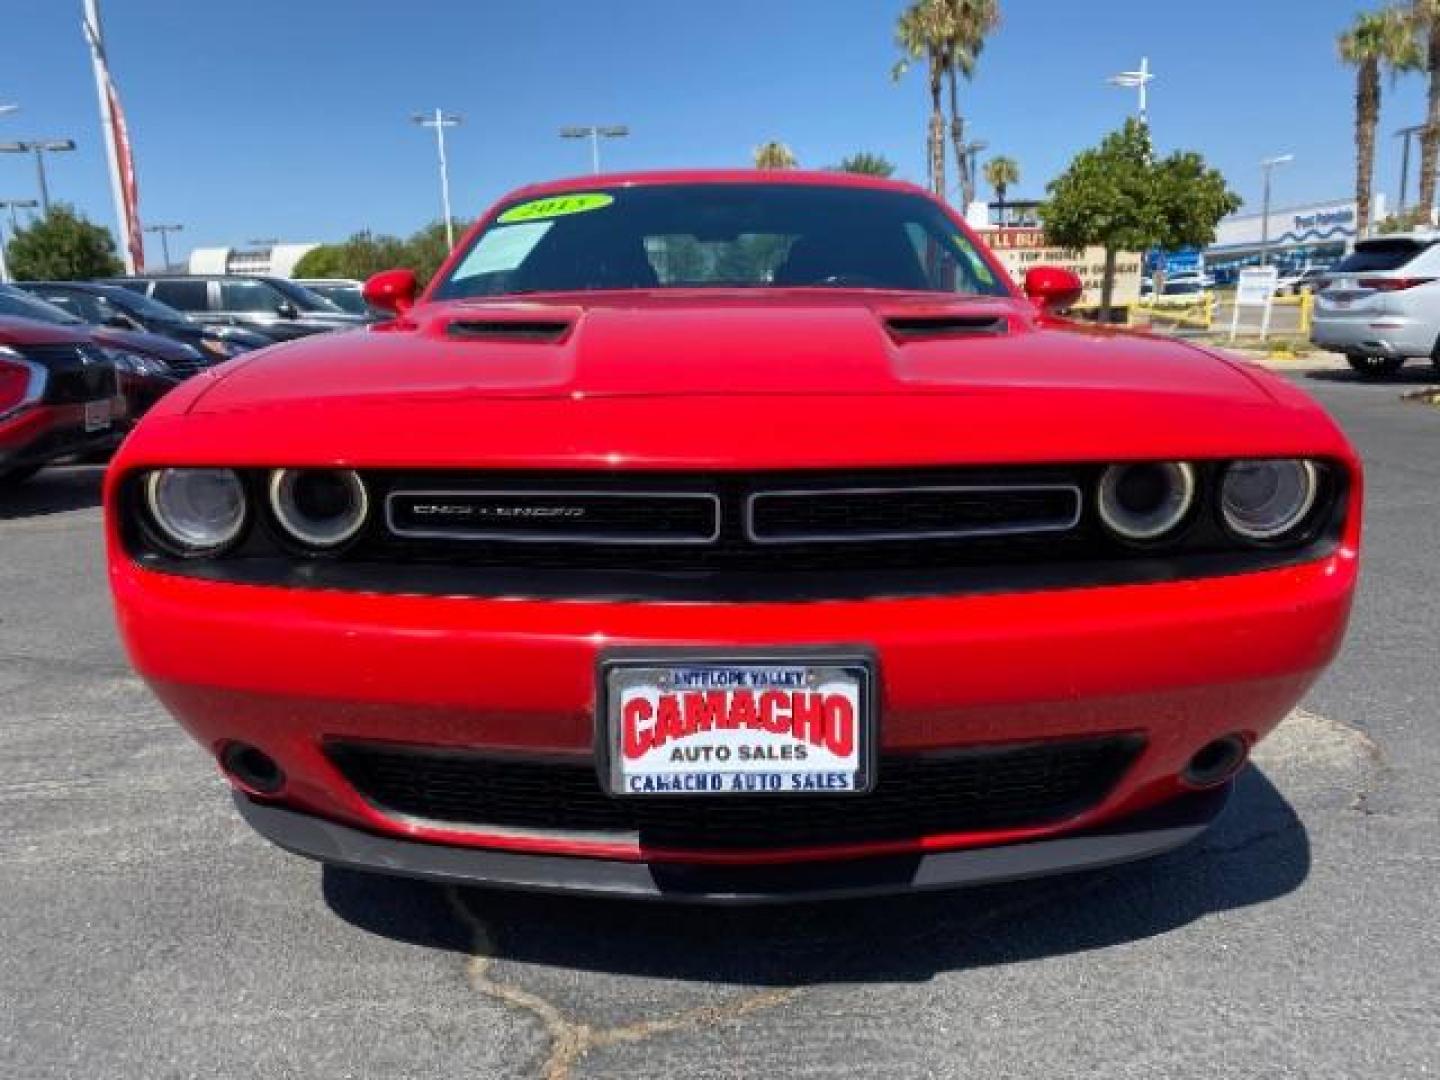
[82,0,143,273]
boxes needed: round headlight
[268,469,369,548]
[1097,462,1197,541]
[1221,459,1319,541]
[144,469,248,554]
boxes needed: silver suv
[1311,233,1440,378]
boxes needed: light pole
[959,138,988,210]
[145,223,183,269]
[1107,57,1154,125]
[1259,154,1294,266]
[1396,124,1425,214]
[0,198,38,233]
[559,125,629,174]
[412,109,462,249]
[0,139,77,214]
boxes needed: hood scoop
[445,318,574,343]
[884,314,1009,341]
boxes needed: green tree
[944,0,1000,206]
[293,230,411,280]
[1411,1,1440,211]
[983,155,1020,213]
[753,141,798,169]
[1339,8,1421,233]
[1040,119,1240,320]
[833,152,897,177]
[895,0,999,203]
[893,1,950,197]
[6,204,123,280]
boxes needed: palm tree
[753,141,798,169]
[1339,8,1422,234]
[834,152,897,177]
[1412,1,1440,213]
[893,1,950,198]
[945,0,1001,206]
[983,155,1019,219]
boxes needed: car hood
[137,293,1343,471]
[194,293,1269,406]
[90,325,199,364]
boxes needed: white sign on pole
[1229,266,1279,342]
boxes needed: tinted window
[151,280,210,312]
[219,280,285,314]
[433,183,1010,299]
[0,285,84,325]
[265,278,345,313]
[1333,240,1433,273]
[32,289,106,323]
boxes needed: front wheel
[1346,354,1405,380]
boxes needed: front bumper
[1311,314,1436,358]
[236,782,1230,903]
[0,401,126,472]
[115,540,1356,876]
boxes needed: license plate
[600,652,875,796]
[83,399,112,432]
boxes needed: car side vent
[445,319,573,343]
[885,315,1009,339]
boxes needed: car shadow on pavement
[324,764,1308,984]
[1304,368,1439,387]
[0,466,106,520]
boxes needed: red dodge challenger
[106,171,1360,902]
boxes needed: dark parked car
[0,315,124,484]
[17,281,273,361]
[0,285,194,417]
[108,275,370,341]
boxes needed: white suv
[1311,233,1440,378]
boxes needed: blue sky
[1,0,1429,262]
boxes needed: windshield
[0,285,85,326]
[303,283,370,315]
[432,183,1011,300]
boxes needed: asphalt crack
[444,887,800,1079]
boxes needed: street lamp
[559,125,629,174]
[0,139,77,215]
[1395,124,1426,215]
[958,138,988,210]
[412,109,462,250]
[1107,57,1154,125]
[1259,154,1294,266]
[145,223,184,270]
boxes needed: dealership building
[187,242,319,278]
[1203,196,1383,284]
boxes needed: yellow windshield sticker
[498,193,614,224]
[962,244,996,285]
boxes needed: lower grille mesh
[328,736,1142,851]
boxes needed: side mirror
[362,268,418,316]
[1024,266,1085,313]
[275,300,299,319]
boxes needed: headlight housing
[1220,459,1320,541]
[268,469,369,548]
[1096,462,1197,541]
[144,469,248,555]
[102,347,169,377]
[198,336,240,360]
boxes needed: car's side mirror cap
[362,269,419,316]
[1024,266,1085,313]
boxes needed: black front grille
[20,343,118,404]
[361,468,1098,575]
[386,489,719,544]
[328,736,1142,851]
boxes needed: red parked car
[2,316,124,485]
[106,172,1361,901]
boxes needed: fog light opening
[221,742,286,796]
[1182,735,1249,788]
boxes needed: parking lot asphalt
[2,369,1438,1079]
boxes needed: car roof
[495,168,932,204]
